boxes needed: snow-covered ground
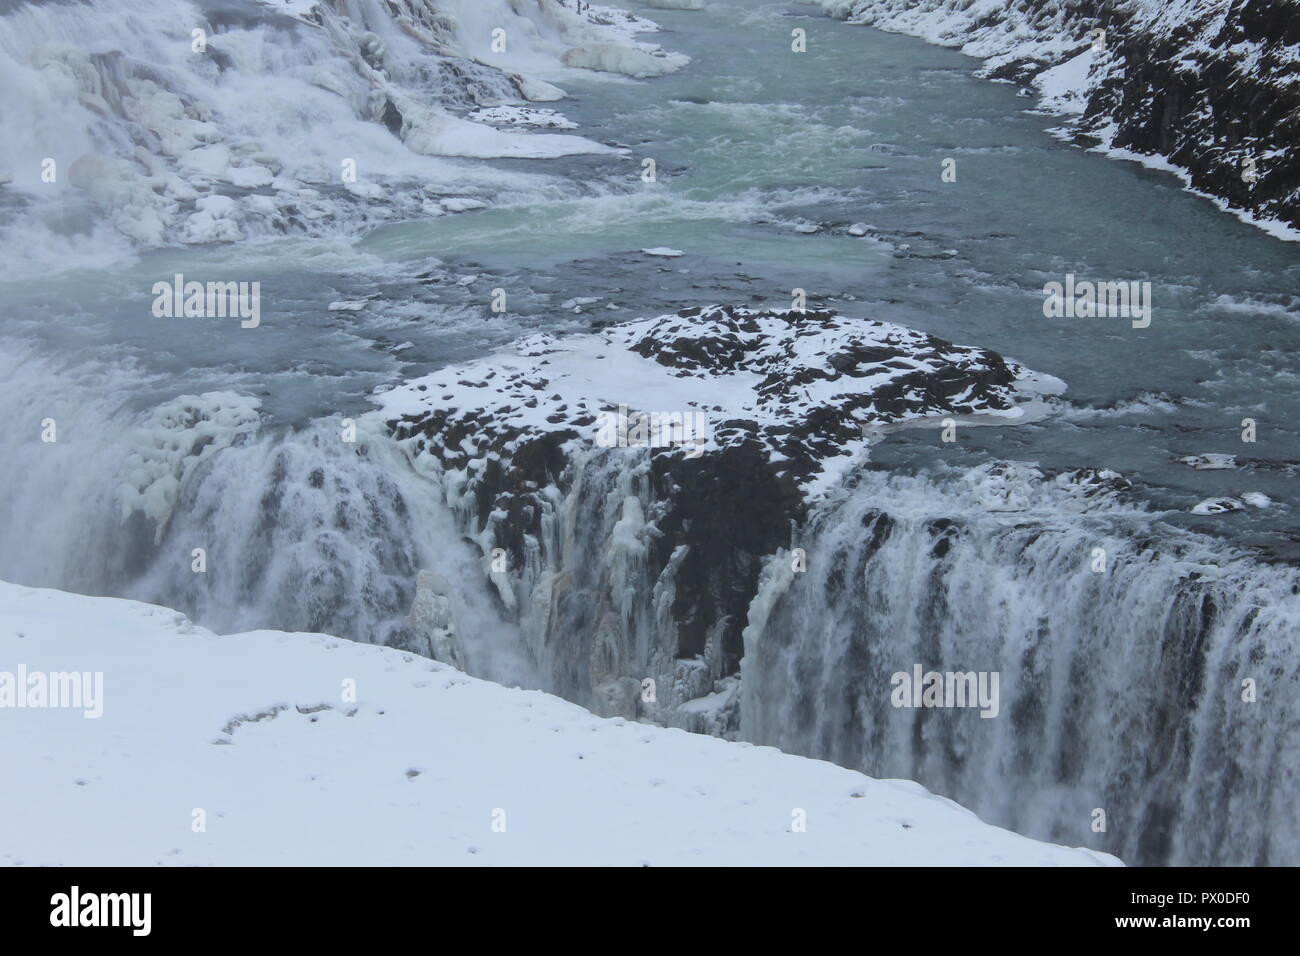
[0,579,1120,866]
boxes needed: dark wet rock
[381,99,404,137]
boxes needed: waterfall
[1,0,1293,868]
[741,462,1300,865]
[387,421,738,729]
[0,0,622,279]
[0,339,537,687]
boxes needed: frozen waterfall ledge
[0,580,1118,866]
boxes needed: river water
[0,0,1296,864]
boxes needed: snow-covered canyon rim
[820,0,1300,240]
[0,580,1120,866]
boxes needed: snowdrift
[0,579,1119,866]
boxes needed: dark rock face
[824,0,1300,233]
[649,438,800,671]
[1088,0,1299,230]
[378,305,1059,731]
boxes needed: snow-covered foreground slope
[0,580,1119,866]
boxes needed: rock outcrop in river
[373,305,1064,731]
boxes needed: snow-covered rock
[1191,491,1272,513]
[465,105,579,129]
[1177,453,1238,470]
[1190,496,1244,514]
[376,304,1061,497]
[0,579,1119,866]
[561,43,689,77]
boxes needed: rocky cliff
[821,0,1300,237]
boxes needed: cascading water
[1,0,1296,869]
[0,0,658,682]
[741,462,1300,865]
[0,338,536,686]
[460,443,735,728]
[0,0,618,279]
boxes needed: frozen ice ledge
[0,579,1120,865]
[370,305,1066,730]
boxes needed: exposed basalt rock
[822,0,1300,234]
[1097,1,1299,230]
[375,305,1062,732]
[380,99,405,136]
[648,438,801,670]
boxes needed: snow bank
[0,579,1119,866]
[561,43,689,77]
